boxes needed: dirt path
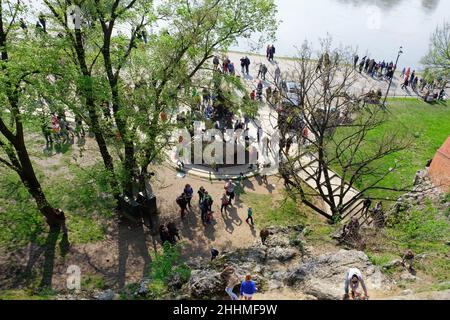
[152,165,283,260]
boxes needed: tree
[0,0,65,231]
[421,22,450,84]
[43,0,278,204]
[276,42,411,222]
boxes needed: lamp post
[383,46,403,108]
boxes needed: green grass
[0,162,115,250]
[332,98,450,199]
[0,289,57,300]
[239,192,308,228]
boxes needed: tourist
[274,65,281,84]
[240,56,246,74]
[316,54,323,73]
[203,191,213,212]
[198,186,206,205]
[266,45,271,59]
[262,64,268,80]
[266,86,272,103]
[409,70,416,87]
[269,45,275,62]
[402,250,415,273]
[244,56,251,75]
[211,248,219,261]
[343,268,369,300]
[363,198,372,217]
[250,90,256,101]
[213,56,220,70]
[224,179,235,205]
[246,207,254,226]
[159,224,171,244]
[42,120,53,146]
[353,54,359,69]
[257,63,267,80]
[364,57,370,73]
[260,228,270,245]
[256,81,263,101]
[240,274,258,300]
[438,88,446,101]
[221,265,240,300]
[220,193,229,214]
[358,57,365,73]
[58,116,69,144]
[167,222,181,245]
[228,62,235,76]
[401,77,409,90]
[176,193,188,219]
[405,67,411,81]
[400,67,406,79]
[184,184,193,208]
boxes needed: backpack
[176,196,184,206]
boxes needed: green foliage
[81,275,107,291]
[387,208,449,253]
[135,242,192,299]
[151,242,191,284]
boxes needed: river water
[234,0,450,70]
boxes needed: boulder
[285,250,390,300]
[188,270,225,299]
[267,246,297,262]
[96,289,116,300]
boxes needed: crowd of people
[354,54,397,81]
[41,113,85,148]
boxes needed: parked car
[281,80,301,107]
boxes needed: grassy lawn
[238,188,338,246]
[335,98,450,199]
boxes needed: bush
[387,207,450,253]
[145,242,191,299]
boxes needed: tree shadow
[39,228,60,289]
[117,217,152,290]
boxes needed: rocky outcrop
[285,249,391,300]
[187,226,392,300]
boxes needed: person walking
[240,274,258,300]
[260,228,270,245]
[244,56,250,75]
[269,45,275,62]
[240,57,246,75]
[353,54,359,69]
[198,186,206,205]
[359,57,365,73]
[221,193,230,215]
[400,67,406,79]
[224,179,235,205]
[184,184,194,209]
[409,70,416,87]
[176,193,188,219]
[274,65,281,85]
[213,56,220,71]
[266,45,271,60]
[211,248,219,261]
[246,207,254,226]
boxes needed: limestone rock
[285,249,390,300]
[267,246,297,262]
[96,289,116,300]
[188,270,225,299]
